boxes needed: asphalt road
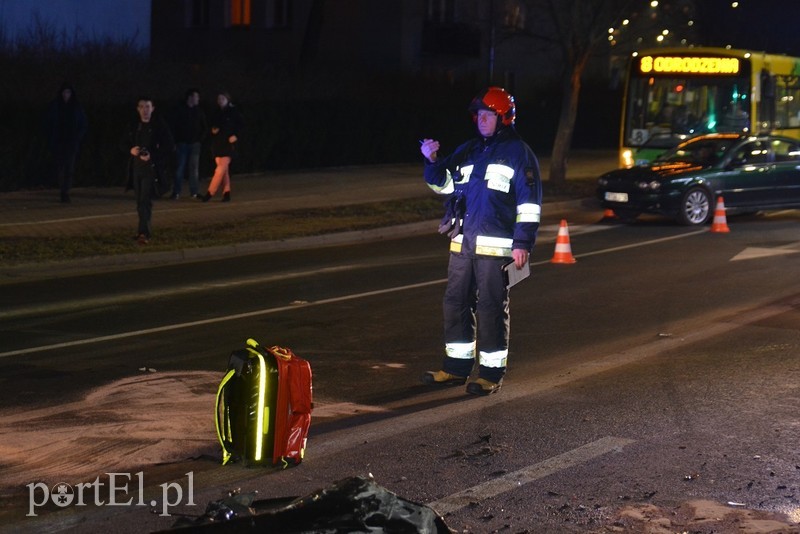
[1,207,799,533]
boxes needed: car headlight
[636,180,661,191]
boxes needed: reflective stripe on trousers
[479,349,508,368]
[445,341,475,360]
[446,343,508,368]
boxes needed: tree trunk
[548,56,587,187]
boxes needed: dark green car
[597,133,800,225]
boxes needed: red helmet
[469,87,516,126]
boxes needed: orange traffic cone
[710,196,730,233]
[551,219,577,264]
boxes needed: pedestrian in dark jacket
[201,91,244,202]
[169,88,207,199]
[120,97,175,244]
[45,82,88,202]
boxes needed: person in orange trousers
[202,91,244,202]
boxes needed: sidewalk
[0,151,616,280]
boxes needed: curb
[0,220,440,283]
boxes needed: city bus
[619,47,800,168]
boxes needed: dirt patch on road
[0,371,220,490]
[608,499,798,533]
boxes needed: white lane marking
[560,228,707,260]
[428,436,635,516]
[1,225,589,319]
[0,224,599,320]
[0,279,446,358]
[302,300,796,457]
[0,260,438,320]
[0,212,139,228]
[731,243,800,261]
[0,225,705,359]
[184,299,796,495]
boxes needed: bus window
[771,139,800,162]
[775,75,800,129]
[624,77,750,146]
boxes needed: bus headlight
[621,149,634,168]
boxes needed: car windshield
[655,138,739,166]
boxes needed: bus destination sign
[639,55,740,75]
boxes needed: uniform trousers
[440,253,510,383]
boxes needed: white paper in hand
[502,260,530,289]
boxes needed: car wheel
[677,187,712,226]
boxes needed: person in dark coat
[169,88,207,199]
[120,97,175,244]
[45,82,88,202]
[201,91,244,202]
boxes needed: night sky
[0,0,149,49]
[694,0,800,56]
[2,1,799,59]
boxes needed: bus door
[717,139,777,207]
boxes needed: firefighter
[419,87,542,396]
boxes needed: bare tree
[522,0,700,184]
[531,0,636,186]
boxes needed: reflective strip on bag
[253,352,267,463]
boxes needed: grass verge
[0,197,446,265]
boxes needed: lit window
[230,0,251,27]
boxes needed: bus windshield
[619,49,800,168]
[624,75,751,148]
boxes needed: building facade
[150,0,566,93]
